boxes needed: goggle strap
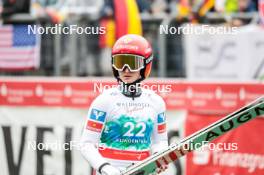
[145,55,153,64]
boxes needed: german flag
[114,0,142,39]
[178,0,191,18]
[99,18,115,48]
[99,0,142,48]
[198,0,215,16]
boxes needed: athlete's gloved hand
[100,164,121,175]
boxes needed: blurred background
[0,0,263,78]
[0,0,264,175]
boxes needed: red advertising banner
[185,113,264,175]
[0,77,263,175]
[0,78,117,108]
[0,78,263,112]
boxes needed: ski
[121,96,264,175]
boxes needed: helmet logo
[116,45,138,50]
[123,37,133,44]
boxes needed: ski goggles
[112,54,145,72]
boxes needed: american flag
[0,25,40,71]
[260,0,264,25]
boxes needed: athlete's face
[119,67,141,84]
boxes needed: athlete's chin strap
[118,78,143,100]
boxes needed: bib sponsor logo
[157,113,166,133]
[86,109,106,132]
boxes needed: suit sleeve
[79,94,109,170]
[151,95,168,154]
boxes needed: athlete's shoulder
[101,87,120,96]
[91,87,119,108]
[142,88,166,109]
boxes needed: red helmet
[111,34,153,81]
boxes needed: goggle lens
[112,54,144,72]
